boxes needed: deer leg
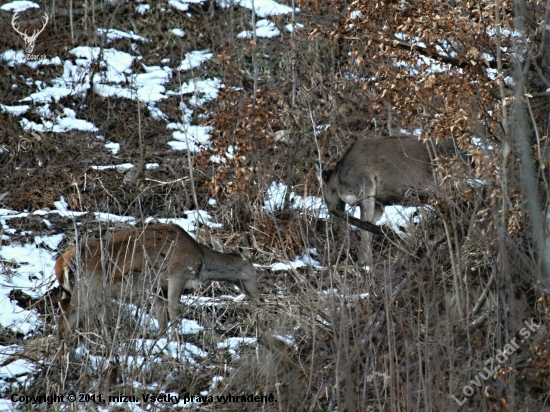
[358,182,377,265]
[358,201,374,264]
[143,263,170,335]
[59,298,76,338]
[153,291,169,335]
[61,269,96,338]
[166,276,185,337]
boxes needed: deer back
[55,224,259,299]
[322,135,442,210]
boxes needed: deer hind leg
[59,269,96,338]
[58,298,75,338]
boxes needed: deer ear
[238,234,253,260]
[322,169,333,183]
[211,238,226,253]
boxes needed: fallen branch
[330,209,384,236]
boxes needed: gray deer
[55,224,259,338]
[322,135,452,264]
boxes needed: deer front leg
[153,290,169,335]
[166,276,185,337]
[358,196,376,265]
[358,200,385,266]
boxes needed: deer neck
[199,248,242,282]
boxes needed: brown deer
[322,135,453,264]
[55,224,259,338]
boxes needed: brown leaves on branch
[198,88,282,199]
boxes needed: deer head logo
[11,12,49,55]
